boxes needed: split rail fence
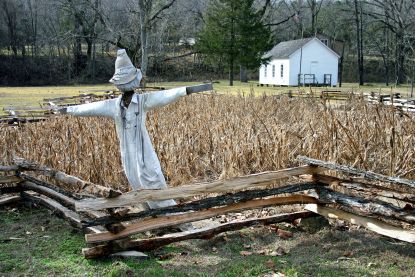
[1,156,414,259]
[2,88,414,126]
[1,86,165,125]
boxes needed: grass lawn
[1,205,415,277]
[0,80,413,112]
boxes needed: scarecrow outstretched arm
[143,87,187,111]
[143,83,213,111]
[63,99,117,118]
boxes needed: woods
[1,0,414,86]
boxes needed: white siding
[289,39,338,86]
[259,59,290,85]
[260,38,339,86]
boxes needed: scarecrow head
[109,49,142,92]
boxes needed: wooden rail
[75,165,322,211]
[1,156,414,259]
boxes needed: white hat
[109,49,142,85]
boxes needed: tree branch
[264,13,296,27]
[148,0,178,23]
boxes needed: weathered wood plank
[19,173,82,200]
[76,165,323,211]
[82,182,323,227]
[14,158,122,198]
[0,195,21,206]
[85,195,319,243]
[297,156,415,190]
[305,204,415,243]
[0,175,22,184]
[315,188,415,224]
[309,174,415,204]
[20,181,77,210]
[0,165,19,172]
[82,211,317,259]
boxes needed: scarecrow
[61,49,212,222]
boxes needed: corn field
[1,93,415,192]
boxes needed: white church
[259,37,339,86]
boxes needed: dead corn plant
[1,94,414,192]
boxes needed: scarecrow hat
[109,49,142,85]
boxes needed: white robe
[66,87,187,208]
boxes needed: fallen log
[0,195,21,206]
[82,182,323,227]
[315,188,415,224]
[82,210,317,259]
[76,165,323,211]
[309,174,415,204]
[20,192,102,234]
[85,195,319,243]
[297,156,415,190]
[14,158,122,198]
[305,204,415,243]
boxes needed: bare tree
[366,0,415,85]
[1,0,20,56]
[306,0,323,35]
[134,0,178,76]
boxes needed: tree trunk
[354,0,364,85]
[395,32,405,85]
[411,64,414,98]
[311,0,316,34]
[384,27,389,86]
[229,8,235,86]
[339,43,345,87]
[138,0,149,76]
[73,17,83,76]
[2,0,18,57]
[86,38,93,62]
[240,65,247,82]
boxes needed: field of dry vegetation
[1,93,415,192]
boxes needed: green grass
[1,206,415,276]
[0,80,413,112]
